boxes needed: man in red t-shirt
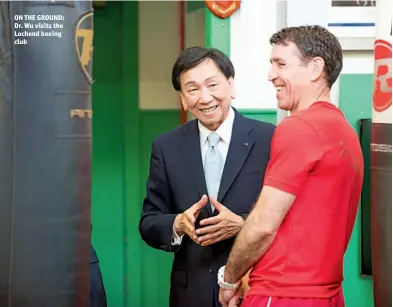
[217,25,364,307]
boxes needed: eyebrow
[184,76,217,87]
[270,57,284,63]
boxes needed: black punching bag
[0,2,93,306]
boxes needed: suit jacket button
[208,266,213,273]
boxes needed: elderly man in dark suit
[139,46,275,307]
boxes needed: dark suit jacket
[139,109,275,307]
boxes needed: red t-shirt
[248,101,364,299]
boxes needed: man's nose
[200,87,213,103]
[268,67,277,82]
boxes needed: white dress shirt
[172,107,235,245]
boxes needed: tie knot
[207,132,220,147]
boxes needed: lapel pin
[244,143,248,146]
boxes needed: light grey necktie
[204,132,224,212]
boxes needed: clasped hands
[174,195,244,246]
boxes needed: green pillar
[205,7,231,55]
[122,2,141,307]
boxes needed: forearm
[224,215,276,284]
[224,186,295,283]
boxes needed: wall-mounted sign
[205,0,241,19]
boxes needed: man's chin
[199,117,222,130]
[277,101,292,111]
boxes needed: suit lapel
[180,121,209,210]
[217,112,255,202]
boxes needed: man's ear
[180,92,188,111]
[228,77,236,99]
[310,57,325,83]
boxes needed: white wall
[230,0,278,110]
[343,50,374,74]
[139,1,180,110]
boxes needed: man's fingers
[209,196,223,212]
[201,240,213,247]
[219,292,228,307]
[182,216,199,242]
[186,223,195,234]
[201,236,222,246]
[228,295,242,307]
[198,229,224,244]
[182,211,200,242]
[184,212,196,225]
[184,218,196,234]
[185,225,198,242]
[194,194,208,210]
[195,224,219,235]
[200,216,220,226]
[200,230,227,246]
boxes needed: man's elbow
[247,223,277,244]
[138,216,163,248]
[139,224,158,250]
[138,217,151,244]
[259,226,277,238]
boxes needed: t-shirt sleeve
[263,116,324,196]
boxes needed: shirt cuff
[171,224,184,246]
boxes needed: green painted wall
[92,2,140,306]
[139,111,180,307]
[339,74,374,307]
[240,109,277,124]
[92,3,125,306]
[92,4,183,307]
[122,2,140,307]
[205,7,230,56]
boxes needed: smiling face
[179,59,234,131]
[268,42,315,112]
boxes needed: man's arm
[223,116,323,284]
[223,186,295,283]
[139,138,180,252]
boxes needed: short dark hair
[270,25,343,88]
[171,46,235,91]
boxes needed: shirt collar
[198,107,235,146]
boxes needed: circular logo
[75,9,94,85]
[373,39,392,112]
